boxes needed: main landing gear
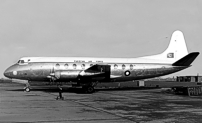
[82,86,95,93]
[82,82,98,93]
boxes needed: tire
[25,87,30,92]
[83,86,94,93]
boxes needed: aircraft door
[98,65,111,81]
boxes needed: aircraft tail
[142,30,190,63]
[160,30,188,61]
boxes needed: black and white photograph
[0,0,202,122]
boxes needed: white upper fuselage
[19,56,174,64]
[12,55,185,82]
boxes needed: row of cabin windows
[55,63,135,70]
[114,64,134,70]
[55,63,94,69]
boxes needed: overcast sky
[0,0,202,78]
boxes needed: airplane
[4,30,199,93]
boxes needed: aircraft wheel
[24,87,30,92]
[83,86,94,93]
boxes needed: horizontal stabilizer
[172,52,199,66]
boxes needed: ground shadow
[7,86,160,94]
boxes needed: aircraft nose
[4,67,12,78]
[4,65,18,78]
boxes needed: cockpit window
[17,60,25,64]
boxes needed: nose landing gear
[24,87,30,92]
[24,82,30,92]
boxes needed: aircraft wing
[79,64,111,81]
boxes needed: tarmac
[1,82,202,123]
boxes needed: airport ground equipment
[177,76,202,82]
[172,86,202,96]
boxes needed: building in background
[177,76,202,82]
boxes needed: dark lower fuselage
[4,62,188,83]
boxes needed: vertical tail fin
[141,30,189,63]
[161,30,188,61]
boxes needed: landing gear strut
[82,81,98,93]
[82,86,95,93]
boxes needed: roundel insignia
[124,70,131,76]
[13,71,17,75]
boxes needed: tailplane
[172,52,199,66]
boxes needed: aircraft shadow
[8,87,160,94]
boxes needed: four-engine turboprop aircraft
[4,31,199,93]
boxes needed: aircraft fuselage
[5,62,187,82]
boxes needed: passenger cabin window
[55,63,60,68]
[81,64,85,69]
[64,64,68,69]
[114,64,118,69]
[73,64,77,69]
[122,64,126,70]
[130,64,133,70]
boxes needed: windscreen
[17,60,25,64]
